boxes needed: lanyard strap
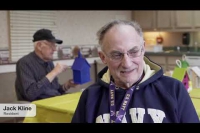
[109,73,144,123]
[109,82,135,123]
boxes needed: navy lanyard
[109,73,144,123]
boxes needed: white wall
[0,11,9,48]
[0,10,132,49]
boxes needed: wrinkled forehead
[40,40,56,47]
[102,25,143,52]
[45,40,56,45]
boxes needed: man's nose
[121,53,132,68]
[52,45,57,51]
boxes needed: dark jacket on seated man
[15,52,65,101]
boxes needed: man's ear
[36,42,43,51]
[98,51,107,65]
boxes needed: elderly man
[15,29,79,102]
[71,20,199,123]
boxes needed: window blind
[9,11,58,62]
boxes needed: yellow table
[23,92,82,123]
[191,98,200,118]
[189,88,200,99]
[189,89,200,119]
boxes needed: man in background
[15,29,79,102]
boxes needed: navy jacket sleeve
[177,83,199,123]
[71,90,88,123]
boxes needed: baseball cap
[32,29,63,44]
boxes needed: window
[9,11,57,62]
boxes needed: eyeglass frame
[42,41,57,50]
[103,44,144,62]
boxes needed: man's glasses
[105,45,143,62]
